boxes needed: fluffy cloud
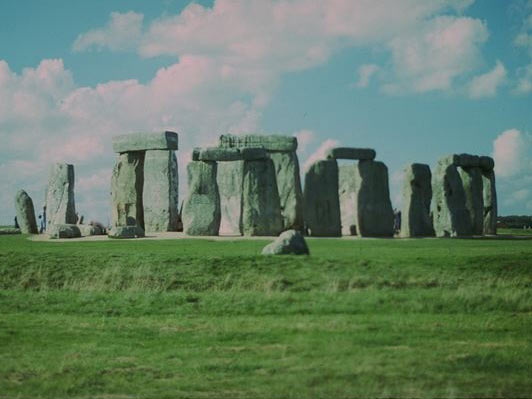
[468,60,507,98]
[302,139,340,172]
[355,64,380,88]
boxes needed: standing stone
[143,150,178,232]
[338,165,360,236]
[431,157,472,237]
[269,152,304,231]
[459,166,484,235]
[46,163,76,230]
[111,152,145,231]
[356,160,395,237]
[15,190,38,234]
[182,161,221,236]
[217,161,244,235]
[242,158,283,236]
[481,156,497,235]
[400,164,434,238]
[303,160,341,237]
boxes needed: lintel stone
[193,147,268,162]
[219,134,297,152]
[326,147,376,161]
[112,131,178,153]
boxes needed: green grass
[1,234,532,398]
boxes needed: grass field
[1,233,532,398]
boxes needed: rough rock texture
[431,158,472,237]
[48,224,81,239]
[112,131,178,153]
[482,169,497,235]
[194,147,267,162]
[182,161,221,236]
[219,134,297,152]
[326,147,376,161]
[459,166,484,235]
[46,163,76,230]
[480,156,495,171]
[143,150,179,232]
[78,224,106,236]
[400,164,434,237]
[15,190,38,234]
[242,159,283,236]
[303,160,341,237]
[261,229,310,255]
[356,160,395,237]
[217,161,244,235]
[338,165,359,236]
[269,152,304,230]
[108,225,145,239]
[111,152,145,230]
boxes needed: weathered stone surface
[303,160,341,237]
[270,152,304,230]
[338,165,360,236]
[482,169,497,235]
[326,147,376,161]
[479,156,495,171]
[261,230,310,255]
[112,131,178,153]
[15,190,38,234]
[356,160,395,237]
[46,163,76,230]
[242,159,283,236]
[182,161,221,236]
[195,147,267,162]
[400,164,434,238]
[108,225,145,239]
[78,224,106,236]
[219,134,297,152]
[111,152,144,230]
[431,159,472,237]
[217,161,244,235]
[143,150,178,232]
[48,224,81,239]
[459,166,484,235]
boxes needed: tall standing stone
[400,164,434,238]
[143,150,178,232]
[303,160,341,237]
[111,152,145,230]
[242,158,283,236]
[459,166,484,235]
[182,161,221,236]
[338,165,360,236]
[15,190,38,234]
[46,163,76,230]
[480,156,497,235]
[217,161,244,235]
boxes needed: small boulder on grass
[48,224,81,239]
[261,229,309,255]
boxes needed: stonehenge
[15,190,38,234]
[400,164,434,237]
[46,163,76,231]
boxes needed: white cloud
[513,8,532,95]
[515,63,532,94]
[294,129,315,153]
[355,64,380,88]
[468,60,506,98]
[302,139,340,172]
[493,129,532,178]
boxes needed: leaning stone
[15,190,38,234]
[459,166,484,235]
[479,156,495,171]
[242,158,283,236]
[217,161,244,235]
[219,134,297,152]
[46,163,76,230]
[112,131,178,153]
[303,160,341,237]
[338,165,360,236]
[143,150,179,232]
[326,147,376,161]
[111,152,145,230]
[400,164,434,237]
[108,225,145,239]
[197,147,267,162]
[182,161,221,236]
[270,152,304,230]
[48,224,81,239]
[261,230,310,255]
[482,169,497,235]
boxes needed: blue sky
[1,0,531,224]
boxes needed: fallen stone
[459,166,484,235]
[261,229,310,255]
[15,189,38,234]
[182,161,221,235]
[108,225,145,239]
[111,152,145,230]
[338,165,360,236]
[78,224,106,236]
[303,160,341,237]
[0,227,21,235]
[46,163,76,230]
[195,147,267,162]
[479,156,495,171]
[217,161,244,235]
[112,131,178,153]
[219,134,297,152]
[48,224,81,239]
[482,169,497,235]
[242,158,283,236]
[400,164,434,237]
[143,150,179,232]
[326,147,376,161]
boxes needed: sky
[1,0,531,225]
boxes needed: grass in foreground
[1,234,532,398]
